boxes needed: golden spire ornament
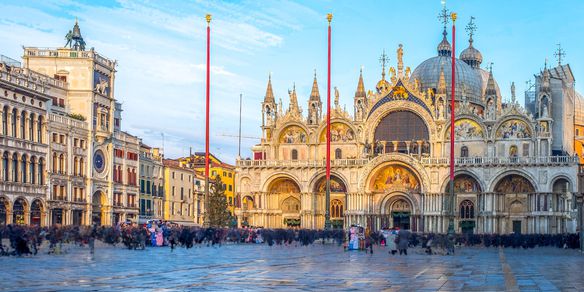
[206,14,212,24]
[327,13,333,24]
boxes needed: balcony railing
[236,158,369,168]
[237,155,578,168]
[23,47,115,69]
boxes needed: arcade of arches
[237,47,580,234]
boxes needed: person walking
[387,228,398,255]
[396,228,411,255]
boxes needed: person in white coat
[386,228,398,255]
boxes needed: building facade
[179,152,235,215]
[17,20,141,226]
[163,159,195,224]
[0,56,51,226]
[139,144,164,222]
[234,18,581,234]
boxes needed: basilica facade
[234,20,582,234]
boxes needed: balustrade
[237,155,578,168]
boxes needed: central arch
[380,192,415,230]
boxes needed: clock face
[94,150,105,173]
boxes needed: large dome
[411,56,484,105]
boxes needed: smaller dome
[437,33,452,57]
[460,43,482,69]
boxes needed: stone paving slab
[0,245,582,291]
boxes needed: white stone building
[234,19,581,234]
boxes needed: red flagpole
[325,13,332,230]
[450,14,456,183]
[448,12,457,236]
[204,14,211,227]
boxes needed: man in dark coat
[396,229,411,255]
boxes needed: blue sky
[1,0,582,163]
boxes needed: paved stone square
[0,245,583,291]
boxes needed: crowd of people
[0,222,580,257]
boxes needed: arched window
[20,111,26,139]
[59,154,65,174]
[37,116,43,143]
[29,113,34,141]
[459,200,475,219]
[11,108,17,137]
[291,149,298,160]
[335,148,342,159]
[30,157,36,185]
[2,106,8,135]
[127,168,131,184]
[52,152,58,173]
[38,158,44,185]
[2,152,8,181]
[21,155,27,183]
[374,110,429,153]
[79,158,84,176]
[74,157,78,176]
[461,146,469,158]
[331,199,343,218]
[12,153,18,182]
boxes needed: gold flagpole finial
[451,12,457,22]
[205,14,212,24]
[327,13,333,24]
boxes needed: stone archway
[493,173,535,234]
[267,177,301,228]
[380,193,414,230]
[13,198,27,225]
[0,196,9,226]
[313,174,348,229]
[30,199,43,226]
[92,191,107,226]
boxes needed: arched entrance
[494,174,535,234]
[0,197,8,225]
[445,174,482,234]
[268,177,301,228]
[30,200,43,226]
[92,191,106,226]
[387,197,412,229]
[13,198,26,225]
[281,196,300,227]
[241,195,254,227]
[314,175,347,229]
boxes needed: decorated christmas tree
[207,175,231,227]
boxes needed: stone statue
[511,82,516,103]
[65,30,73,48]
[437,99,445,119]
[397,44,403,66]
[334,86,340,109]
[542,103,549,118]
[487,100,495,120]
[95,77,109,95]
